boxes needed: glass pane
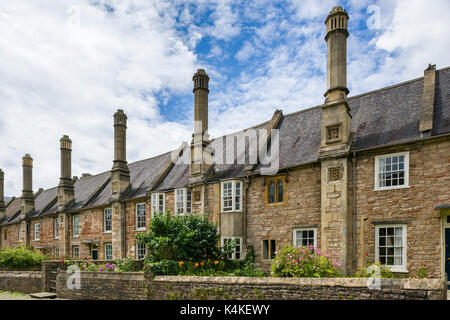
[269,183,275,203]
[277,182,283,202]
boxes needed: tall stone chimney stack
[111,109,130,198]
[21,154,35,217]
[0,169,5,220]
[318,6,353,275]
[325,6,349,100]
[57,135,74,210]
[189,69,213,184]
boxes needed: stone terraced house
[0,6,449,279]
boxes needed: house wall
[354,139,450,278]
[246,164,322,271]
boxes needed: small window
[136,242,147,259]
[262,239,276,260]
[104,208,112,232]
[72,215,79,237]
[375,152,409,190]
[34,223,40,241]
[104,243,113,260]
[136,203,146,230]
[175,188,191,215]
[54,247,60,258]
[151,193,165,218]
[266,177,285,204]
[54,217,59,239]
[293,228,317,247]
[222,237,242,260]
[72,246,79,258]
[375,225,407,272]
[220,181,243,212]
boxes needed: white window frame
[375,224,407,273]
[374,152,409,191]
[293,228,317,248]
[104,243,113,260]
[72,215,79,237]
[72,246,79,258]
[136,203,146,230]
[175,188,191,215]
[220,180,243,213]
[54,217,59,239]
[151,193,165,218]
[104,208,112,233]
[221,237,242,260]
[34,223,40,241]
[136,242,147,259]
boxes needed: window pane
[269,183,275,203]
[277,182,283,202]
[263,240,269,259]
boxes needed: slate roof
[1,67,449,225]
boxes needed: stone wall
[56,271,147,300]
[53,271,447,300]
[146,276,447,300]
[0,271,42,294]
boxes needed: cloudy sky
[0,0,449,196]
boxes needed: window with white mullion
[375,225,407,272]
[375,152,409,190]
[175,188,191,215]
[221,181,242,212]
[293,228,317,248]
[136,203,146,230]
[151,193,165,218]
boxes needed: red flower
[364,253,369,256]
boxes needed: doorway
[91,245,98,260]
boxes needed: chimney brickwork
[0,169,5,221]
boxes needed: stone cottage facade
[0,6,449,278]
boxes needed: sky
[0,0,449,197]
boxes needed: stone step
[29,292,57,299]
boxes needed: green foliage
[417,268,428,278]
[0,246,48,269]
[115,258,137,272]
[353,254,396,278]
[271,245,342,278]
[136,211,221,263]
[147,259,179,275]
[69,260,117,272]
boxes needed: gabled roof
[1,67,449,223]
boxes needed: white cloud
[0,0,197,196]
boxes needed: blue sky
[0,0,449,196]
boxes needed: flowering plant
[271,244,342,278]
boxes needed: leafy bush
[354,253,396,278]
[271,245,342,278]
[116,258,137,272]
[69,260,118,272]
[136,211,221,263]
[0,246,48,269]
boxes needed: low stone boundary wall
[147,276,447,300]
[56,271,147,300]
[54,271,447,300]
[0,271,42,294]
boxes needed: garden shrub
[136,211,221,263]
[271,244,342,278]
[0,246,48,269]
[354,253,396,278]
